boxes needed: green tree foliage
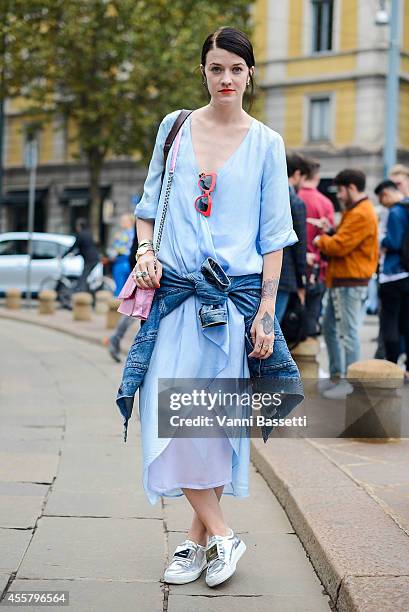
[0,1,49,201]
[0,1,38,99]
[22,0,253,241]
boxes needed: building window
[23,125,41,167]
[312,0,334,53]
[309,97,331,142]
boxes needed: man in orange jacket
[314,169,378,398]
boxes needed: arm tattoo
[261,278,279,301]
[261,312,274,335]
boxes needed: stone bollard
[94,290,112,315]
[72,292,93,322]
[291,337,320,379]
[106,298,121,329]
[38,290,57,315]
[343,359,405,438]
[5,288,22,310]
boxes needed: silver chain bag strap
[154,109,193,255]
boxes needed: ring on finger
[141,271,149,277]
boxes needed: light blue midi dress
[134,109,298,505]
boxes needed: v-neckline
[187,112,256,176]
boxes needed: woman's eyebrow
[209,62,245,67]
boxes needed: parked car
[0,232,114,298]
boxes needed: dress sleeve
[258,134,299,255]
[134,116,169,220]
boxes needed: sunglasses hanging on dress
[194,172,217,217]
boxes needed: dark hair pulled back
[200,27,255,111]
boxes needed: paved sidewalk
[2,305,409,610]
[0,317,331,612]
[251,437,409,611]
[0,300,129,349]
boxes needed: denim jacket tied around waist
[116,256,304,443]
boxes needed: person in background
[106,226,140,362]
[109,214,135,296]
[374,164,409,359]
[374,180,409,381]
[275,153,308,323]
[65,217,100,292]
[314,169,379,398]
[298,159,335,336]
[389,164,409,198]
[389,163,409,366]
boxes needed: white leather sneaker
[164,539,207,584]
[205,528,246,587]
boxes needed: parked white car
[0,231,100,295]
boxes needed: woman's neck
[202,102,248,126]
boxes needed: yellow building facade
[1,96,137,238]
[2,1,409,234]
[4,2,409,167]
[253,0,409,192]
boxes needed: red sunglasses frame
[194,172,217,217]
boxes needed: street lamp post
[376,0,401,178]
[24,137,38,309]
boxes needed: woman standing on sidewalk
[125,27,298,587]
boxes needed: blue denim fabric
[275,290,291,323]
[322,285,368,377]
[116,256,304,443]
[381,201,409,276]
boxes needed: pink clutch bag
[117,120,186,321]
[117,273,155,320]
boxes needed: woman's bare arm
[248,249,282,359]
[136,218,154,244]
[132,218,162,289]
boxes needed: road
[0,319,331,611]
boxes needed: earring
[246,80,250,87]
